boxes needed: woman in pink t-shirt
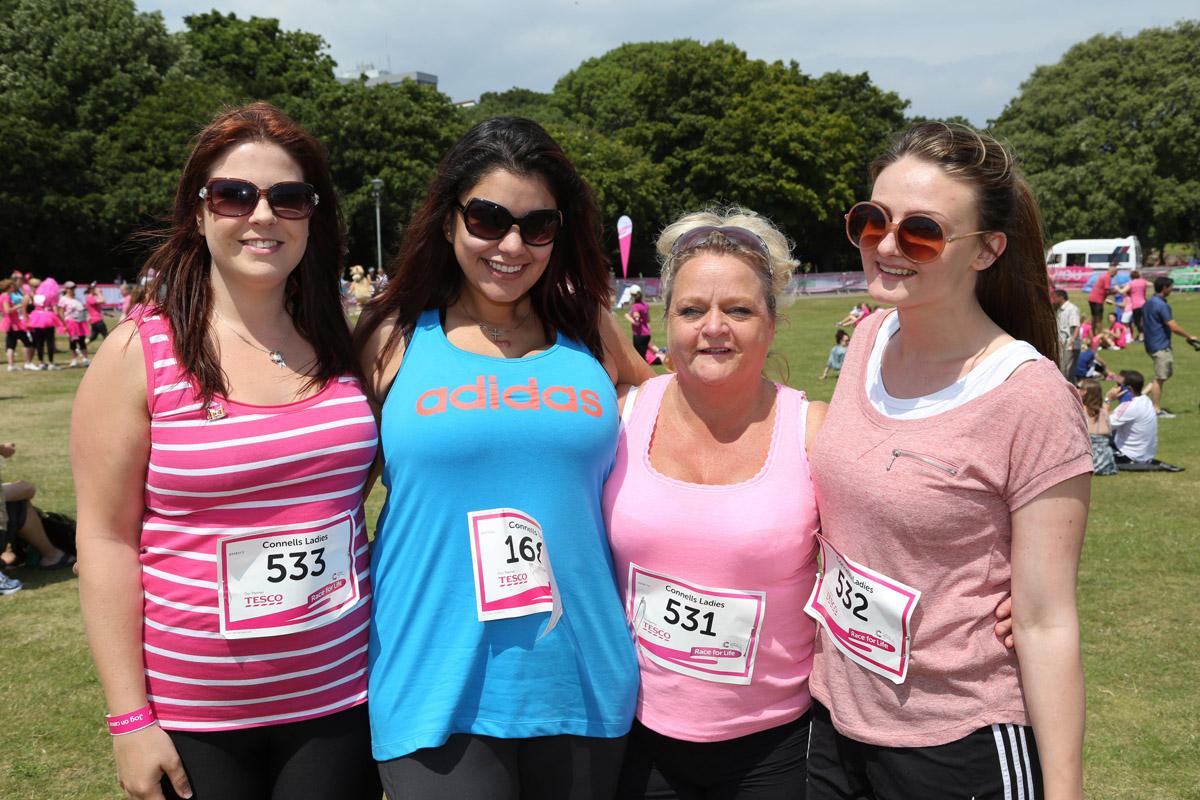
[1119,269,1149,341]
[809,123,1090,800]
[624,288,653,361]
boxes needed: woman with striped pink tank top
[71,104,380,800]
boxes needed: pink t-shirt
[630,301,651,337]
[85,293,104,323]
[1109,321,1130,348]
[1127,278,1148,309]
[1087,273,1113,303]
[134,309,378,732]
[604,374,820,742]
[808,310,1092,747]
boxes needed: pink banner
[617,215,633,279]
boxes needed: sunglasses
[844,201,991,264]
[670,225,770,261]
[199,179,320,220]
[456,198,562,246]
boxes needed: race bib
[803,534,921,684]
[628,564,766,685]
[217,515,360,639]
[467,508,560,633]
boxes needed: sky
[139,1,1195,125]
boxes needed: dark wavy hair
[870,122,1058,361]
[141,102,352,402]
[355,116,611,373]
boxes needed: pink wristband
[106,704,157,736]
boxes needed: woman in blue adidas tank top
[356,117,653,799]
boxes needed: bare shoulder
[76,319,147,411]
[359,311,406,404]
[804,399,829,454]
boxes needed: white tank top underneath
[866,312,1041,420]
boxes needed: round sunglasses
[844,201,992,264]
[456,198,562,246]
[199,179,320,220]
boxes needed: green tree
[991,20,1200,254]
[461,88,567,127]
[179,11,337,109]
[92,71,242,269]
[312,79,464,271]
[554,40,911,270]
[548,124,670,277]
[0,0,175,276]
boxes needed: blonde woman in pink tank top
[605,209,826,798]
[71,104,380,800]
[807,123,1091,800]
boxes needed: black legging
[378,733,627,800]
[617,714,810,799]
[160,703,379,800]
[90,319,108,341]
[30,327,55,362]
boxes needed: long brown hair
[355,116,611,375]
[1077,379,1103,422]
[141,102,352,403]
[870,122,1058,361]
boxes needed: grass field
[2,293,1198,799]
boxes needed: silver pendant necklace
[212,309,288,368]
[461,303,530,343]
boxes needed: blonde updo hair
[656,207,796,319]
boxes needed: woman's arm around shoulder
[1010,473,1090,800]
[72,323,192,800]
[358,309,407,405]
[599,304,655,386]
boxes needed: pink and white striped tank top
[134,309,377,732]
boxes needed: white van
[1045,236,1142,270]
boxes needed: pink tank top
[603,374,820,742]
[134,309,378,732]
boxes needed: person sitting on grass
[1076,379,1117,476]
[0,442,76,570]
[1107,371,1157,464]
[821,329,850,380]
[834,301,867,327]
[1071,341,1106,385]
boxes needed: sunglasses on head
[199,178,319,220]
[670,225,771,261]
[455,198,562,246]
[844,201,991,264]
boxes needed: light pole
[370,178,384,273]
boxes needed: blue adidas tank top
[368,309,639,760]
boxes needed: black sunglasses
[456,198,562,246]
[199,178,320,220]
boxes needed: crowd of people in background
[1,273,140,372]
[1054,275,1194,473]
